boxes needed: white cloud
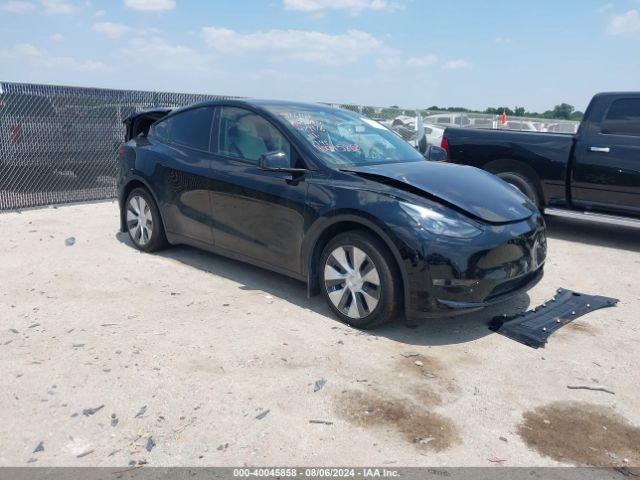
[50,32,64,41]
[406,53,438,68]
[2,43,105,70]
[119,37,212,72]
[606,9,640,36]
[0,1,36,13]
[443,59,472,70]
[16,43,43,56]
[93,8,105,16]
[282,0,404,15]
[596,2,614,14]
[41,0,76,14]
[201,27,382,65]
[494,36,512,44]
[92,21,131,39]
[124,0,175,11]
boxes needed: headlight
[400,202,482,238]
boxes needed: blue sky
[1,0,639,111]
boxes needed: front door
[208,106,309,275]
[572,96,640,215]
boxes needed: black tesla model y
[118,99,546,328]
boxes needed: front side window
[218,107,292,164]
[150,107,214,150]
[265,104,425,167]
[601,98,640,137]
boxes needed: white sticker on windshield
[360,117,387,130]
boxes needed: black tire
[319,230,401,329]
[124,187,169,253]
[496,171,541,207]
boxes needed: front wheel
[320,230,401,329]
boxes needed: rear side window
[601,98,640,137]
[150,107,214,150]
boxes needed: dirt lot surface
[1,201,639,467]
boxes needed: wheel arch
[303,214,408,312]
[483,158,545,207]
[119,176,165,234]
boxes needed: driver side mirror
[259,151,307,174]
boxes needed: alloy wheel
[127,195,154,246]
[324,245,381,319]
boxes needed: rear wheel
[320,230,400,329]
[496,171,540,207]
[125,187,168,252]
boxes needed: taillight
[440,135,449,161]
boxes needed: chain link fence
[1,81,581,211]
[0,81,236,210]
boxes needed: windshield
[265,104,424,167]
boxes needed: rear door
[572,96,640,215]
[146,106,216,243]
[207,106,309,276]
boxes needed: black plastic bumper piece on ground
[489,288,619,349]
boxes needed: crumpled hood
[343,161,536,224]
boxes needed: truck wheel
[497,172,540,207]
[320,230,400,329]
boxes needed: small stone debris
[82,404,104,416]
[217,443,229,451]
[309,420,333,425]
[76,449,94,458]
[135,405,147,418]
[487,456,507,463]
[65,237,76,246]
[33,441,44,453]
[28,323,40,329]
[145,436,155,452]
[314,379,327,392]
[567,385,615,395]
[255,409,270,420]
[27,458,37,463]
[110,413,118,427]
[128,460,136,466]
[264,295,274,304]
[72,343,85,348]
[414,360,424,367]
[499,436,508,443]
[401,352,420,358]
[9,329,19,334]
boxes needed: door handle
[589,146,610,153]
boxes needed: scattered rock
[314,379,327,392]
[65,237,76,246]
[499,436,508,442]
[309,420,333,425]
[135,405,147,418]
[76,449,94,458]
[82,404,104,416]
[488,456,507,463]
[110,413,118,427]
[145,436,155,452]
[9,329,19,334]
[33,441,44,453]
[255,409,270,420]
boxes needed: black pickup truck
[440,92,640,226]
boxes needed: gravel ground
[1,201,639,467]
